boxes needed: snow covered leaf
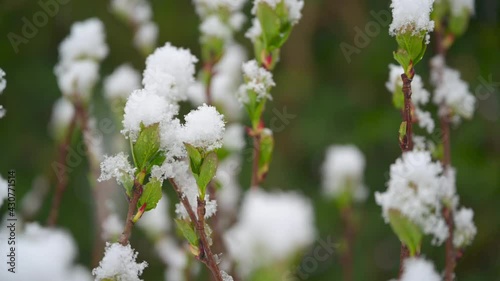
[133,123,162,171]
[185,143,203,175]
[137,178,163,212]
[197,151,219,197]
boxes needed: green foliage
[175,219,199,248]
[137,178,163,211]
[133,123,162,172]
[388,210,422,257]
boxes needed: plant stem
[340,206,355,281]
[398,70,415,278]
[119,177,144,245]
[400,73,414,152]
[47,112,78,227]
[434,26,456,281]
[169,179,224,281]
[251,132,261,188]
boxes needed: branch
[251,132,262,188]
[434,27,456,281]
[400,73,414,152]
[169,179,224,281]
[47,112,78,227]
[118,178,144,245]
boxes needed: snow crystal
[223,124,246,151]
[238,60,275,104]
[453,207,477,248]
[93,242,148,281]
[134,22,158,51]
[121,89,178,141]
[104,64,141,100]
[143,43,198,103]
[111,0,152,25]
[200,15,232,41]
[224,189,316,277]
[321,145,368,202]
[181,104,225,151]
[98,152,136,185]
[49,97,75,139]
[433,66,476,120]
[389,0,435,36]
[0,223,91,281]
[375,150,449,245]
[401,257,441,281]
[54,60,99,99]
[245,18,262,43]
[58,18,108,64]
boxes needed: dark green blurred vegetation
[0,0,499,280]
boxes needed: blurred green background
[0,0,499,280]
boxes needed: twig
[398,69,415,278]
[251,132,261,188]
[47,112,78,226]
[434,26,457,281]
[400,73,414,152]
[119,178,144,245]
[169,179,224,281]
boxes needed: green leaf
[395,32,428,70]
[399,121,407,144]
[258,129,274,182]
[392,84,404,110]
[388,210,422,256]
[133,123,161,172]
[393,49,411,75]
[121,175,134,197]
[185,143,202,175]
[137,179,163,211]
[197,152,219,197]
[175,219,199,247]
[449,10,470,37]
[256,2,281,50]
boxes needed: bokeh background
[0,0,499,280]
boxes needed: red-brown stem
[251,133,261,188]
[400,73,414,152]
[435,25,456,281]
[119,178,144,245]
[398,70,415,278]
[169,179,224,281]
[47,112,78,227]
[340,207,355,281]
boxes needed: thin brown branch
[434,25,457,281]
[251,132,262,188]
[400,73,414,152]
[397,70,415,276]
[119,178,144,245]
[47,112,78,226]
[169,179,224,281]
